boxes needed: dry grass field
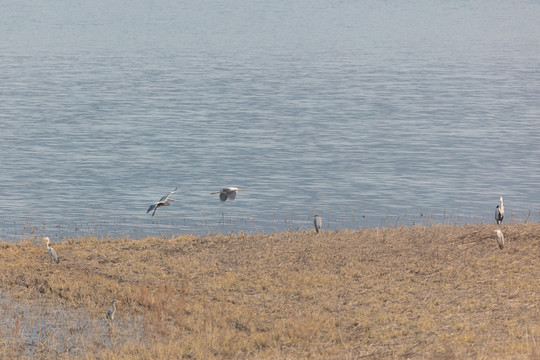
[0,223,539,359]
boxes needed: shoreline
[2,209,538,243]
[1,223,539,359]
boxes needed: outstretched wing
[155,187,177,202]
[227,190,237,201]
[159,187,177,202]
[147,204,156,214]
[219,192,228,202]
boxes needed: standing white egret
[313,215,322,234]
[495,196,504,225]
[44,237,59,264]
[494,229,504,250]
[106,299,117,321]
[211,187,243,202]
[147,187,177,216]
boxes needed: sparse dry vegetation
[1,223,539,359]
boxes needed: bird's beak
[238,189,244,191]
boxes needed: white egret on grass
[147,187,177,216]
[494,229,504,250]
[44,237,59,264]
[211,187,243,202]
[495,196,504,225]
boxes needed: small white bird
[313,215,322,234]
[44,237,59,264]
[494,229,504,250]
[211,187,243,202]
[106,299,117,321]
[495,196,504,225]
[147,187,177,216]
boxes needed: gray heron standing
[495,196,504,225]
[494,229,504,250]
[147,187,177,216]
[44,237,59,264]
[211,187,243,202]
[313,215,322,234]
[106,299,117,321]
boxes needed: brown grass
[0,223,539,359]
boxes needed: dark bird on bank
[495,196,504,225]
[313,215,322,234]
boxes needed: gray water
[1,0,540,240]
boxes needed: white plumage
[147,187,177,216]
[44,237,59,264]
[494,229,504,250]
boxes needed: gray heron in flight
[106,299,117,321]
[147,187,177,216]
[313,215,322,234]
[494,229,504,250]
[44,237,59,264]
[211,187,243,202]
[495,196,504,225]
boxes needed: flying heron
[106,299,117,321]
[313,215,322,234]
[494,229,504,250]
[495,196,504,225]
[211,187,243,202]
[44,237,59,264]
[147,187,177,216]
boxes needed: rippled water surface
[1,0,539,240]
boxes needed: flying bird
[44,237,59,264]
[494,229,504,250]
[211,187,243,202]
[106,299,117,321]
[147,187,177,216]
[495,196,504,225]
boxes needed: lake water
[1,0,539,240]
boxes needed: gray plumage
[147,187,177,216]
[211,187,243,202]
[313,215,322,234]
[106,299,117,321]
[44,237,59,264]
[495,229,504,250]
[495,196,504,225]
